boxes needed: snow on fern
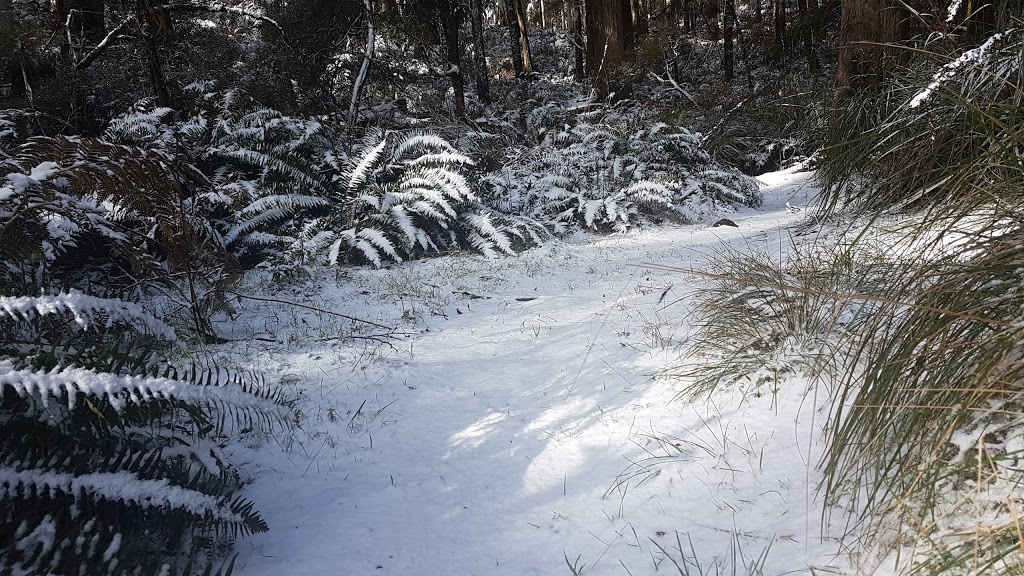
[0,468,248,526]
[322,131,524,265]
[104,107,175,143]
[0,360,291,422]
[348,138,388,194]
[14,515,57,557]
[481,114,758,232]
[0,114,15,141]
[0,292,177,342]
[1,161,63,200]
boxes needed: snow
[0,360,290,420]
[946,0,963,22]
[0,291,177,341]
[0,468,245,523]
[226,168,847,575]
[909,32,1006,109]
[1,162,63,200]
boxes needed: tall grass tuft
[684,25,1024,575]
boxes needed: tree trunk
[585,0,629,99]
[621,0,634,49]
[723,0,734,80]
[796,0,818,73]
[835,0,898,90]
[500,0,524,75]
[772,0,785,62]
[681,0,691,32]
[513,0,534,74]
[348,0,375,130]
[136,0,171,108]
[630,0,647,43]
[470,0,491,104]
[441,8,466,117]
[573,3,585,80]
[705,0,720,41]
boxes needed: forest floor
[217,167,850,576]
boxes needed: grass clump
[680,26,1024,575]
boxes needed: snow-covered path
[226,169,846,575]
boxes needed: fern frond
[0,361,291,427]
[348,138,389,195]
[0,292,177,342]
[0,467,260,529]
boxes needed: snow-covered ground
[220,169,847,575]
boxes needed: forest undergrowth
[3,0,1023,572]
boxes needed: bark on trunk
[470,0,491,104]
[835,0,899,90]
[723,0,734,80]
[513,0,534,73]
[136,0,171,107]
[705,0,720,41]
[585,0,629,99]
[796,0,818,73]
[630,0,647,43]
[501,0,524,75]
[573,3,585,80]
[442,8,466,117]
[348,0,375,130]
[773,0,785,62]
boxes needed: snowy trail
[226,169,845,575]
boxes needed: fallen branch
[650,67,700,109]
[224,291,395,331]
[698,82,774,144]
[75,15,135,70]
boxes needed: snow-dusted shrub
[481,113,760,233]
[310,130,544,266]
[0,131,293,573]
[104,86,338,266]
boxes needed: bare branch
[223,291,396,331]
[75,15,136,70]
[649,66,700,108]
[162,3,296,50]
